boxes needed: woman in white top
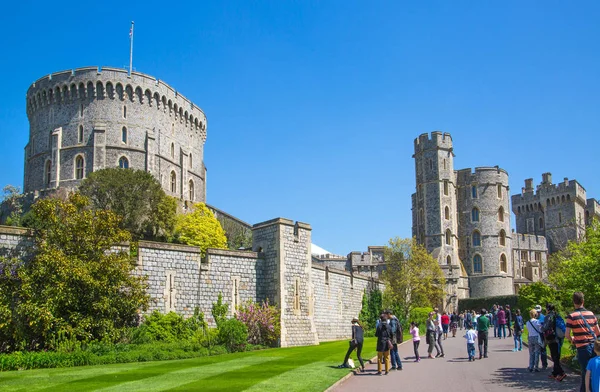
[526,308,543,372]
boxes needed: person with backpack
[375,313,392,375]
[542,303,567,381]
[566,292,600,392]
[512,309,524,352]
[385,310,403,370]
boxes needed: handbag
[349,339,357,349]
[387,339,393,350]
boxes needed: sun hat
[534,305,542,312]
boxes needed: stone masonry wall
[311,265,376,342]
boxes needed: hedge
[0,341,268,372]
[457,295,519,312]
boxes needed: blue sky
[0,1,598,255]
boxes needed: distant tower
[456,167,512,297]
[412,132,466,309]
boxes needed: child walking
[585,339,600,392]
[464,323,477,361]
[410,321,421,362]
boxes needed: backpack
[555,315,566,339]
[396,323,404,343]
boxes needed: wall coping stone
[311,263,381,284]
[253,217,312,231]
[138,240,201,254]
[0,225,31,236]
[206,248,259,259]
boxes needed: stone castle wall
[24,67,207,203]
[311,265,376,341]
[0,221,379,347]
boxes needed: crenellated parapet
[26,67,206,141]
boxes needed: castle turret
[456,166,512,297]
[412,132,465,309]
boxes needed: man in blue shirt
[586,340,600,392]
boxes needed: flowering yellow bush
[174,203,227,255]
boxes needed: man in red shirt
[441,312,450,340]
[566,292,600,392]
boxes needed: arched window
[189,153,193,169]
[443,180,449,196]
[567,194,571,202]
[500,254,507,273]
[119,156,129,169]
[79,103,83,117]
[444,206,450,220]
[78,125,84,144]
[170,171,177,193]
[171,143,175,159]
[188,179,194,201]
[472,230,481,247]
[558,212,562,223]
[539,217,544,229]
[499,229,506,246]
[445,229,452,245]
[471,207,480,222]
[45,160,52,186]
[75,155,84,179]
[497,184,503,199]
[122,127,127,144]
[551,198,555,206]
[498,206,505,222]
[473,255,483,273]
[561,195,566,203]
[446,255,451,265]
[471,185,478,199]
[123,105,126,118]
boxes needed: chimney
[542,172,553,185]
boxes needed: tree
[517,282,560,319]
[359,288,383,332]
[382,237,445,323]
[0,193,149,351]
[548,221,600,314]
[78,168,177,240]
[175,203,227,256]
[0,185,25,226]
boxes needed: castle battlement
[413,131,453,153]
[456,166,509,185]
[27,66,206,140]
[512,173,587,206]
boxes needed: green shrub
[458,295,518,313]
[409,307,433,328]
[218,319,248,352]
[132,308,208,344]
[212,293,229,327]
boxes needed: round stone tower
[24,67,207,203]
[456,167,512,297]
[412,131,468,310]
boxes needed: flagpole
[129,21,134,75]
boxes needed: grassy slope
[0,338,383,392]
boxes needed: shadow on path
[486,367,579,391]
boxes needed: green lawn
[0,338,379,392]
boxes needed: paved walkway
[334,332,580,392]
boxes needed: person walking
[477,308,490,359]
[536,304,549,369]
[506,305,513,338]
[451,312,458,338]
[441,312,450,340]
[426,312,437,359]
[459,312,464,330]
[465,310,472,329]
[542,303,567,381]
[435,314,445,357]
[375,313,392,375]
[491,305,498,338]
[566,292,600,392]
[497,306,507,339]
[410,321,421,362]
[338,317,365,371]
[386,310,403,371]
[464,323,478,361]
[526,308,543,372]
[513,309,524,352]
